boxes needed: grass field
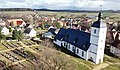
[0,11,120,22]
[101,65,120,70]
[0,40,120,70]
[0,11,120,17]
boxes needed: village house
[0,26,9,35]
[23,28,36,37]
[42,28,57,39]
[53,13,107,64]
[7,19,26,26]
[110,39,120,57]
[80,25,90,32]
[0,19,6,26]
[110,32,120,57]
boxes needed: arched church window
[76,48,79,54]
[94,29,96,34]
[82,51,84,57]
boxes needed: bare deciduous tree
[34,48,77,70]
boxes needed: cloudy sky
[0,0,120,10]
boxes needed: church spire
[98,12,101,21]
[98,5,103,21]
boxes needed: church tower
[88,13,107,64]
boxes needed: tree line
[0,8,33,11]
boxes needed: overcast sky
[0,0,120,10]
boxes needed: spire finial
[100,5,102,12]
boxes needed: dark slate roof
[24,28,32,33]
[0,26,5,29]
[44,25,51,28]
[54,28,67,40]
[111,39,120,49]
[92,21,100,28]
[48,28,56,35]
[92,21,106,28]
[54,28,90,51]
[92,12,106,28]
[24,24,30,28]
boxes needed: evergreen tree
[56,22,61,29]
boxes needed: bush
[41,23,45,30]
[12,30,23,41]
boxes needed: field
[0,11,120,22]
[0,11,120,18]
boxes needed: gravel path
[93,63,109,70]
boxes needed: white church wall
[90,36,98,45]
[75,47,87,59]
[63,41,67,48]
[99,28,107,37]
[89,44,98,53]
[96,48,104,63]
[88,52,97,63]
[62,42,87,60]
[67,43,74,52]
[91,27,99,36]
[53,39,61,46]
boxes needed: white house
[0,26,9,35]
[53,13,107,64]
[42,28,57,39]
[24,28,36,37]
[42,32,54,39]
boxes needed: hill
[0,8,120,13]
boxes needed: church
[53,13,107,64]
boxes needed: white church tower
[88,12,107,64]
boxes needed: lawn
[0,43,8,51]
[101,65,120,70]
[104,54,120,63]
[1,40,120,70]
[21,61,35,70]
[0,54,11,64]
